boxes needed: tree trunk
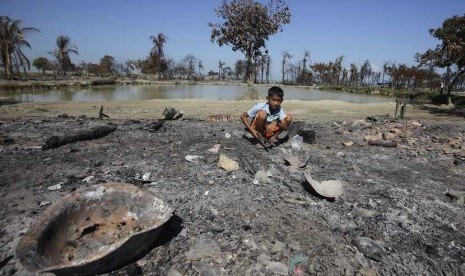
[446,69,465,105]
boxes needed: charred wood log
[42,125,117,150]
[99,105,110,119]
[368,140,398,148]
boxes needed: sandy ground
[1,99,462,123]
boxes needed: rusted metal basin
[16,183,173,276]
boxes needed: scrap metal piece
[16,183,173,276]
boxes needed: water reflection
[1,84,391,104]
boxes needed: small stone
[82,175,94,183]
[267,261,288,275]
[166,268,182,276]
[185,155,203,162]
[383,132,396,140]
[218,154,239,171]
[208,144,221,154]
[47,183,62,191]
[352,237,385,262]
[39,201,51,207]
[342,141,354,147]
[389,128,402,134]
[254,170,268,184]
[142,172,151,181]
[271,241,285,254]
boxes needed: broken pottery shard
[208,144,221,154]
[185,155,203,162]
[218,154,239,171]
[303,172,344,200]
[352,237,385,262]
[283,155,301,168]
[16,183,173,276]
[342,141,354,147]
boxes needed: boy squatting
[240,86,293,145]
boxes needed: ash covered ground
[0,115,464,276]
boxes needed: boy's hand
[252,130,262,140]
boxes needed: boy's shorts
[251,117,280,139]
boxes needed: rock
[39,201,51,207]
[208,144,221,154]
[111,160,125,166]
[267,261,288,275]
[82,175,94,183]
[364,133,382,142]
[352,237,385,262]
[218,154,239,171]
[47,183,62,191]
[142,172,151,181]
[442,147,454,155]
[167,267,182,276]
[409,121,423,127]
[342,141,354,147]
[389,128,402,134]
[271,241,285,254]
[185,155,203,162]
[445,190,465,205]
[383,132,396,140]
[447,137,462,148]
[254,170,269,184]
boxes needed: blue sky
[3,0,465,80]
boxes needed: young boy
[240,86,293,145]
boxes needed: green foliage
[0,16,39,79]
[416,14,465,99]
[99,55,116,75]
[51,35,78,76]
[209,0,291,81]
[32,57,51,74]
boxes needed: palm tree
[51,35,78,76]
[149,33,168,79]
[0,16,39,79]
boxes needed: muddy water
[3,84,391,103]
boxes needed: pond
[2,84,391,104]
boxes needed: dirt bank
[0,101,464,275]
[1,99,464,123]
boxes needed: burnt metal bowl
[16,183,173,276]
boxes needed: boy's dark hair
[268,86,284,98]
